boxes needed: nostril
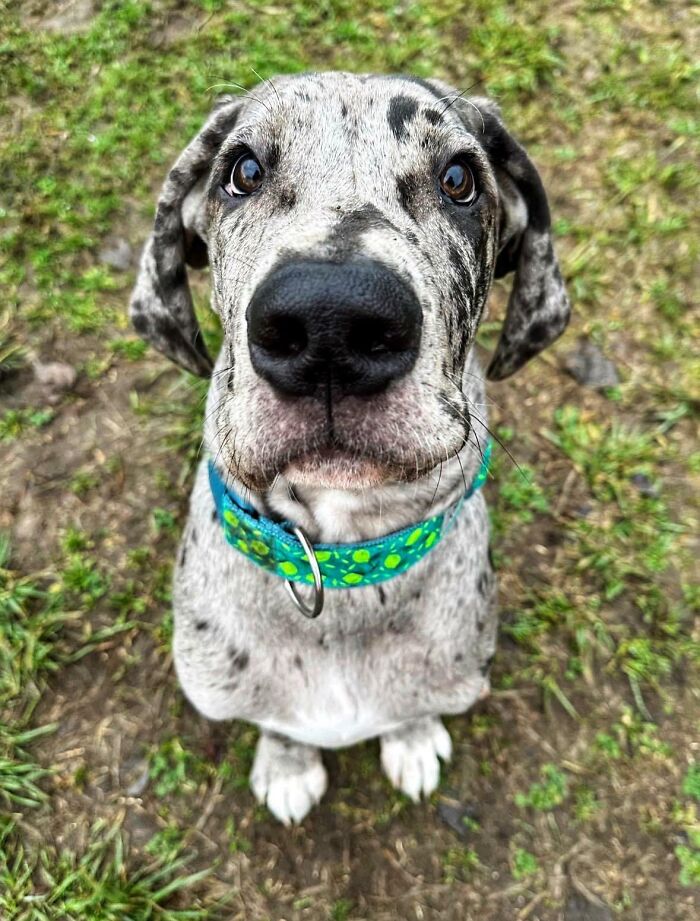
[254,315,307,358]
[348,318,412,357]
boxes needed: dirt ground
[1,2,698,920]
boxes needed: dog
[130,72,569,824]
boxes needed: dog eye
[225,153,264,196]
[439,159,477,205]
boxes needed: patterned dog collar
[208,442,491,617]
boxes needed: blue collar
[208,442,491,596]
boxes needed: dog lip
[283,447,393,488]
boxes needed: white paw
[380,718,452,802]
[250,737,328,825]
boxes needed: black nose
[247,260,422,398]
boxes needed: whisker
[250,66,282,109]
[429,459,443,509]
[455,448,468,494]
[468,409,525,479]
[436,80,485,123]
[205,80,273,114]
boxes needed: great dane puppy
[131,72,569,824]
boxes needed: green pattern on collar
[209,441,491,589]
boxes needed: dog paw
[380,717,452,802]
[250,732,327,825]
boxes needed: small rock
[437,796,480,838]
[630,472,658,498]
[564,890,614,921]
[122,756,150,797]
[563,340,619,390]
[33,360,77,403]
[99,237,133,271]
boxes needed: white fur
[250,733,328,825]
[380,717,453,801]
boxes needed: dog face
[131,73,569,491]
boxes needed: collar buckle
[284,526,325,618]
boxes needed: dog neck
[262,437,486,543]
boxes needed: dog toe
[250,733,327,824]
[380,717,452,801]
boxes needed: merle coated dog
[131,72,569,824]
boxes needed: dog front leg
[250,731,328,825]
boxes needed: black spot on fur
[477,570,491,597]
[266,141,281,170]
[211,508,218,522]
[293,654,303,669]
[191,528,197,544]
[377,586,386,606]
[388,95,419,141]
[325,203,395,258]
[445,240,476,369]
[439,392,466,426]
[154,219,182,247]
[454,652,464,662]
[280,188,297,208]
[528,320,549,344]
[340,101,348,118]
[179,545,187,567]
[228,648,249,671]
[423,107,442,125]
[395,75,443,101]
[195,620,209,631]
[396,173,420,221]
[159,261,187,289]
[167,166,189,190]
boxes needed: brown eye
[225,153,263,196]
[439,159,477,204]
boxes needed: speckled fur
[130,72,569,822]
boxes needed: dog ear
[130,97,241,376]
[457,97,570,380]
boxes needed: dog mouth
[217,384,470,491]
[282,445,399,488]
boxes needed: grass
[0,534,75,702]
[0,722,55,810]
[0,533,136,703]
[514,763,569,812]
[0,0,698,917]
[511,847,539,881]
[0,820,221,921]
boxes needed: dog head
[131,73,569,490]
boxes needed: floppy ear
[130,97,241,376]
[458,97,571,380]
